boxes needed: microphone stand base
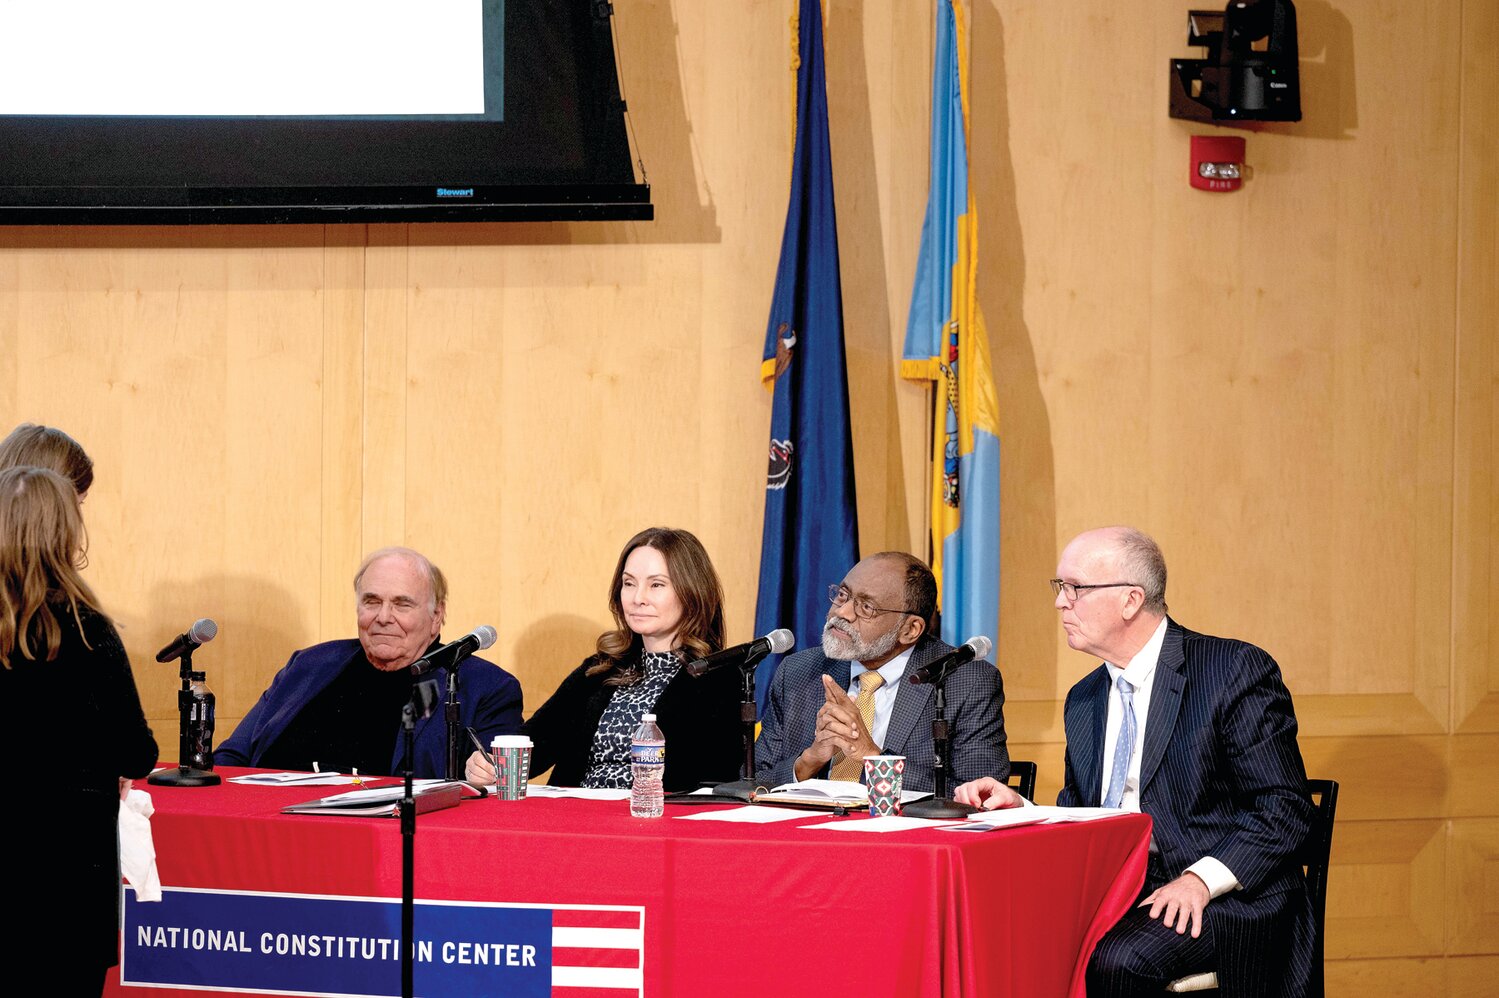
[709,779,758,802]
[148,766,222,788]
[902,797,975,820]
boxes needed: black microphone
[409,625,497,677]
[907,636,992,685]
[686,628,795,677]
[156,618,218,663]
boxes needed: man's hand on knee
[1141,873,1210,938]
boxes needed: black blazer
[1058,618,1315,998]
[524,653,742,792]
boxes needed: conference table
[106,770,1151,998]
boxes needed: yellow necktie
[830,670,885,781]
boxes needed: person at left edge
[0,467,157,997]
[216,546,522,778]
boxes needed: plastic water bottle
[187,671,217,771]
[630,713,665,818]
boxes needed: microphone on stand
[907,636,992,685]
[156,618,218,663]
[149,617,222,788]
[686,628,795,677]
[410,626,497,677]
[902,635,994,821]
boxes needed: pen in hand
[464,728,492,795]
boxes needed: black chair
[1005,759,1037,803]
[1166,778,1339,994]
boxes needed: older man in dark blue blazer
[754,551,1008,793]
[217,547,522,778]
[956,527,1313,997]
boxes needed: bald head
[1054,527,1167,664]
[1063,527,1168,615]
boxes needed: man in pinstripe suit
[956,527,1314,997]
[753,551,1009,793]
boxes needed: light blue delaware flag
[753,0,859,709]
[901,0,1001,649]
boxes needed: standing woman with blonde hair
[0,467,157,995]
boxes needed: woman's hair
[588,527,726,686]
[0,466,105,663]
[0,423,94,498]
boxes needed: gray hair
[1111,528,1168,615]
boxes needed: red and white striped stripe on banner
[551,906,643,997]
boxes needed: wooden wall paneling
[825,1,929,557]
[35,232,238,728]
[969,3,1064,705]
[215,229,333,729]
[1454,0,1499,734]
[0,232,17,418]
[1447,733,1499,818]
[1327,954,1499,996]
[399,237,512,637]
[1299,734,1448,821]
[361,224,410,550]
[1324,818,1447,959]
[319,225,366,643]
[1448,818,1499,954]
[653,0,785,643]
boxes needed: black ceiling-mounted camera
[1170,0,1301,124]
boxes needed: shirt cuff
[1185,857,1240,899]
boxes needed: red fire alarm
[1190,135,1245,192]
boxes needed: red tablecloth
[107,770,1150,998]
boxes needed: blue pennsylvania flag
[901,0,1001,649]
[753,0,859,708]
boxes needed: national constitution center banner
[122,887,644,997]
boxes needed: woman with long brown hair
[0,422,95,499]
[465,527,741,791]
[0,466,157,995]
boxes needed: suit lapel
[1065,666,1109,807]
[1139,618,1186,793]
[880,638,939,754]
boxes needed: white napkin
[119,787,161,902]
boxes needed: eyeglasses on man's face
[827,584,914,622]
[1048,579,1140,606]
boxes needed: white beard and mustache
[821,616,902,662]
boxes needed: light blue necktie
[1103,675,1136,809]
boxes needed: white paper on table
[940,808,1049,832]
[229,772,364,786]
[801,815,963,833]
[1031,805,1130,823]
[943,804,1128,831]
[524,785,632,801]
[310,779,450,804]
[675,805,824,824]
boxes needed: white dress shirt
[846,646,913,749]
[1100,617,1239,899]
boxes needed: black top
[524,652,743,793]
[581,649,681,788]
[0,601,158,969]
[256,645,417,775]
